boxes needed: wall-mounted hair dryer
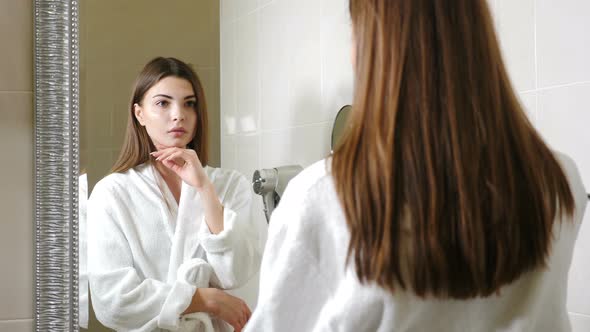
[252,165,303,223]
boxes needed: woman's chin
[153,140,190,150]
[171,140,191,149]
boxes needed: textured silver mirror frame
[34,0,79,331]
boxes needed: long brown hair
[111,57,209,173]
[332,0,575,299]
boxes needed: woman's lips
[169,128,186,137]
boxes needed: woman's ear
[134,103,145,126]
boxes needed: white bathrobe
[245,153,588,332]
[88,162,261,332]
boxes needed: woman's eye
[156,100,169,107]
[186,100,196,108]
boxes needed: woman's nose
[171,104,186,121]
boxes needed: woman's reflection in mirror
[246,0,587,331]
[88,57,260,332]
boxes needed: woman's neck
[153,160,180,183]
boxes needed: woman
[246,0,587,331]
[88,57,259,332]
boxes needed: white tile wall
[570,312,590,332]
[220,0,590,328]
[259,0,291,131]
[519,92,537,123]
[537,83,590,188]
[320,0,354,121]
[260,123,332,169]
[236,0,258,17]
[235,12,260,134]
[536,0,590,87]
[496,0,536,93]
[221,22,237,135]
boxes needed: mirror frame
[34,0,80,331]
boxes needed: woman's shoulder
[553,150,587,220]
[274,159,334,212]
[90,164,150,198]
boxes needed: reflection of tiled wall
[220,0,590,329]
[81,0,221,191]
[0,0,34,330]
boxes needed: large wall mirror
[32,0,590,331]
[34,0,347,330]
[79,2,220,331]
[34,0,223,331]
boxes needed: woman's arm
[152,148,263,289]
[197,171,262,289]
[152,147,224,234]
[184,287,251,332]
[199,181,224,234]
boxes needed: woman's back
[247,152,586,332]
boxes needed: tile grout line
[536,80,590,92]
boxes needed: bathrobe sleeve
[88,181,196,332]
[78,174,89,329]
[198,171,262,290]
[243,179,332,332]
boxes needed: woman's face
[134,76,198,150]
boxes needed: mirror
[33,0,590,330]
[35,0,352,330]
[331,105,352,151]
[78,1,230,331]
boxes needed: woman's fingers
[162,150,187,165]
[230,317,243,332]
[244,302,251,319]
[227,301,247,332]
[152,147,181,161]
[239,302,250,330]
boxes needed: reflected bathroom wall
[80,0,221,191]
[220,0,355,238]
[220,0,590,329]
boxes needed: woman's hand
[151,147,209,191]
[185,288,251,332]
[152,147,224,233]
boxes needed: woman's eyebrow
[152,94,172,99]
[151,94,196,100]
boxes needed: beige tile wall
[0,0,34,331]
